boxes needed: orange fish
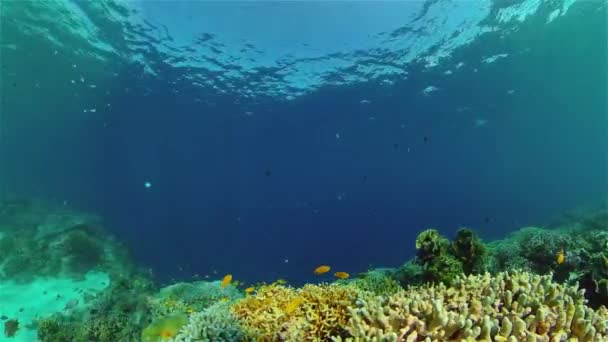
[221,274,233,288]
[556,249,565,265]
[334,271,350,279]
[314,265,331,275]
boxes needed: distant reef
[0,199,606,341]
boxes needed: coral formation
[451,227,486,274]
[231,283,359,341]
[337,271,608,341]
[0,199,127,281]
[148,280,243,318]
[169,302,243,342]
[347,269,402,297]
[413,228,487,286]
[37,274,155,342]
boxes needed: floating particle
[393,143,399,149]
[284,258,289,264]
[72,64,77,68]
[421,86,439,96]
[507,89,515,95]
[89,84,96,88]
[53,50,58,55]
[144,181,152,188]
[362,175,368,182]
[12,83,16,87]
[359,99,371,105]
[70,80,75,84]
[264,170,272,176]
[423,136,429,142]
[335,133,340,139]
[80,76,85,83]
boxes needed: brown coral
[231,283,359,341]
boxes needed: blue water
[1,0,606,285]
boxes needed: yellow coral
[231,283,358,341]
[339,271,608,341]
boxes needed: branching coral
[337,271,608,341]
[231,283,359,341]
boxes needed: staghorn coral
[168,302,243,342]
[231,283,359,341]
[337,271,608,341]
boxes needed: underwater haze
[1,0,607,287]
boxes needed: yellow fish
[334,271,350,279]
[221,274,233,288]
[245,287,255,294]
[556,249,565,265]
[314,265,331,275]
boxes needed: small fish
[221,274,232,288]
[314,265,331,275]
[245,287,255,294]
[220,297,230,303]
[284,297,303,314]
[334,272,350,279]
[556,248,566,265]
[275,279,287,285]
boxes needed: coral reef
[37,274,155,342]
[231,283,359,341]
[347,269,402,297]
[451,227,486,274]
[0,199,129,281]
[169,302,243,342]
[148,280,243,318]
[410,228,487,286]
[338,271,608,341]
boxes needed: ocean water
[1,0,606,291]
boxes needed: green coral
[415,228,450,262]
[413,228,466,285]
[451,227,486,274]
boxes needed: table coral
[337,271,608,341]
